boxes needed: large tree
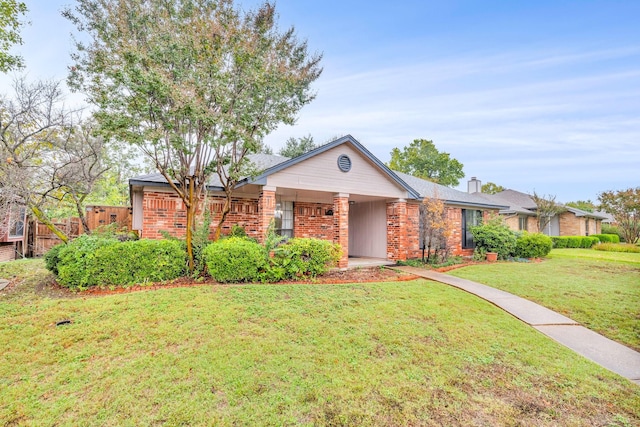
[565,200,596,213]
[278,134,316,158]
[65,0,322,270]
[481,182,505,195]
[599,187,640,244]
[387,139,464,187]
[0,0,27,72]
[0,78,109,241]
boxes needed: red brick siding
[294,202,334,240]
[257,190,275,241]
[333,196,349,268]
[0,242,16,262]
[386,200,408,261]
[406,203,421,259]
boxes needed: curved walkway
[394,266,640,385]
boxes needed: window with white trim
[275,201,293,238]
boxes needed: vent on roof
[337,154,351,172]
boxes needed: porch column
[387,199,408,261]
[257,186,276,243]
[333,193,349,268]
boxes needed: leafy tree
[531,192,566,233]
[388,139,464,187]
[419,194,454,263]
[278,134,316,158]
[0,78,109,241]
[599,187,640,244]
[65,0,322,271]
[565,200,595,213]
[0,0,27,72]
[481,182,505,194]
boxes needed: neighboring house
[0,203,27,262]
[468,180,606,236]
[129,136,506,267]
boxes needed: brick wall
[294,202,334,240]
[333,196,349,268]
[0,242,16,262]
[386,200,408,261]
[405,203,421,259]
[559,212,581,236]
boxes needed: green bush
[54,236,187,289]
[471,221,517,260]
[552,236,568,248]
[204,237,268,283]
[272,238,342,279]
[591,234,620,244]
[514,232,552,258]
[44,243,65,276]
[91,239,187,286]
[594,243,640,253]
[56,235,120,289]
[552,236,599,249]
[602,224,625,242]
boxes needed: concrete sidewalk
[394,266,640,385]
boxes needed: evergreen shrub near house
[590,234,620,244]
[271,238,342,279]
[203,237,268,283]
[44,243,65,276]
[602,224,625,242]
[514,232,553,258]
[50,235,187,289]
[551,236,599,249]
[471,220,517,260]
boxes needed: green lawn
[1,259,639,426]
[450,249,640,352]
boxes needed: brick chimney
[468,177,481,193]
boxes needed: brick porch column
[333,193,349,268]
[257,186,276,243]
[387,199,408,261]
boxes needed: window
[8,206,25,238]
[518,216,528,231]
[110,214,117,224]
[462,209,482,249]
[275,201,293,238]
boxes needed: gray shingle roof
[128,135,506,210]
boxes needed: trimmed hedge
[272,238,342,279]
[551,236,599,249]
[590,234,620,244]
[203,237,268,283]
[514,233,553,258]
[50,235,187,289]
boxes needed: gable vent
[337,154,352,172]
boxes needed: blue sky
[3,0,639,202]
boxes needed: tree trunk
[214,189,233,241]
[29,204,69,244]
[72,194,91,235]
[185,178,196,272]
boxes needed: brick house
[129,136,505,268]
[0,203,27,262]
[468,182,606,236]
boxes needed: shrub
[602,224,625,242]
[471,221,517,260]
[591,234,620,244]
[552,236,568,248]
[514,232,552,258]
[272,238,342,279]
[551,236,599,249]
[44,243,65,276]
[594,243,640,253]
[55,236,187,289]
[204,237,268,283]
[91,239,187,286]
[56,235,120,289]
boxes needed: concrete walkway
[394,266,640,385]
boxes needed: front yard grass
[449,249,640,352]
[1,259,639,426]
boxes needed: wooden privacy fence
[27,206,132,257]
